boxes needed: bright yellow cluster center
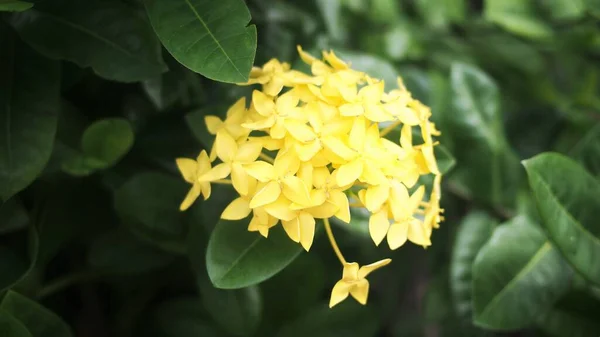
[176,46,444,308]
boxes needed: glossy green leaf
[335,51,399,91]
[449,63,521,206]
[198,279,262,336]
[0,198,28,234]
[536,290,600,337]
[0,1,32,12]
[205,218,302,289]
[523,152,600,285]
[0,291,73,337]
[472,216,572,330]
[484,0,552,40]
[0,24,60,202]
[539,0,585,20]
[276,301,380,337]
[9,0,166,82]
[62,118,134,176]
[152,298,220,337]
[114,172,190,253]
[450,211,497,319]
[569,123,600,176]
[415,0,466,28]
[587,0,600,16]
[0,310,31,337]
[88,229,174,274]
[144,0,257,83]
[142,64,203,111]
[315,0,345,42]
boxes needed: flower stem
[259,153,275,163]
[380,120,402,137]
[324,218,346,265]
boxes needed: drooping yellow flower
[329,259,391,308]
[175,45,445,309]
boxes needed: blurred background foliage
[1,0,600,336]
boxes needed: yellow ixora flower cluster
[176,46,443,308]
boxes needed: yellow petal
[368,209,390,246]
[400,124,413,150]
[339,103,363,117]
[348,117,366,151]
[310,189,327,206]
[361,163,387,185]
[389,180,409,221]
[299,212,316,251]
[282,176,312,206]
[200,181,211,200]
[421,144,440,174]
[387,221,409,250]
[180,183,201,211]
[365,183,390,212]
[323,50,349,70]
[199,163,231,182]
[295,141,321,163]
[409,185,426,213]
[358,258,392,278]
[273,150,300,177]
[364,104,392,122]
[249,180,281,208]
[408,219,431,247]
[221,197,251,220]
[342,262,360,280]
[329,280,351,308]
[264,197,297,221]
[244,161,276,182]
[349,279,369,305]
[321,136,356,161]
[282,217,301,243]
[231,163,249,196]
[297,45,318,65]
[312,167,330,188]
[235,141,263,163]
[263,77,285,96]
[270,119,287,139]
[336,160,363,187]
[176,158,197,183]
[242,115,276,130]
[285,120,317,142]
[329,190,350,223]
[307,200,338,219]
[204,115,223,134]
[252,90,275,116]
[215,131,238,162]
[275,91,299,111]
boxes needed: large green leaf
[205,219,302,289]
[536,290,600,337]
[449,63,521,207]
[88,229,174,274]
[472,216,572,330]
[415,0,466,28]
[523,152,600,285]
[144,0,257,83]
[62,118,134,176]
[0,1,32,12]
[484,0,552,40]
[114,172,190,253]
[276,302,380,337]
[569,123,600,176]
[9,0,166,82]
[0,198,28,235]
[335,50,399,91]
[450,211,497,320]
[0,291,73,337]
[0,310,31,337]
[0,24,60,202]
[197,278,262,337]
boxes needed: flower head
[175,46,445,308]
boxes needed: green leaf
[0,291,73,337]
[472,216,572,330]
[523,152,600,285]
[144,0,257,83]
[315,0,346,42]
[449,63,521,206]
[536,290,600,337]
[0,198,28,235]
[0,1,32,12]
[415,0,466,28]
[152,298,220,337]
[450,211,497,320]
[205,218,302,289]
[62,118,134,176]
[587,0,600,16]
[0,310,32,337]
[114,172,190,254]
[9,0,166,82]
[142,63,203,110]
[276,301,380,337]
[88,229,174,274]
[569,123,600,176]
[335,51,399,91]
[484,0,552,40]
[0,23,60,202]
[0,246,29,292]
[539,0,585,20]
[198,280,262,337]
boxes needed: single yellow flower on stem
[329,258,392,308]
[175,150,212,211]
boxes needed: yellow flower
[175,150,212,211]
[175,45,446,309]
[329,259,391,308]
